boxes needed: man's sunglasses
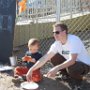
[53,31,62,34]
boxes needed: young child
[14,38,42,82]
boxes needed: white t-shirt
[48,34,90,66]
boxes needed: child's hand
[22,56,26,61]
[22,56,32,62]
[31,58,36,63]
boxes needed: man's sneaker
[70,85,82,90]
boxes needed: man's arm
[47,54,77,77]
[26,52,55,81]
[58,54,77,69]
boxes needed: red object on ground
[14,66,42,82]
[32,69,42,82]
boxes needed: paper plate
[21,81,39,90]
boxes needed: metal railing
[16,0,90,23]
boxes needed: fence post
[70,0,73,19]
[56,0,61,22]
[27,0,30,19]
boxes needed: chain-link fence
[14,0,90,55]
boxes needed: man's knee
[67,67,76,76]
[67,62,86,76]
[51,53,66,66]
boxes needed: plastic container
[9,56,17,66]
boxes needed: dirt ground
[0,45,90,90]
[0,72,70,90]
[0,63,90,90]
[0,62,68,90]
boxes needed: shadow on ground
[13,76,70,90]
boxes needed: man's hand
[47,66,59,78]
[26,69,32,82]
[26,52,55,81]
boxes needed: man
[26,23,90,90]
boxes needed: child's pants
[14,66,42,82]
